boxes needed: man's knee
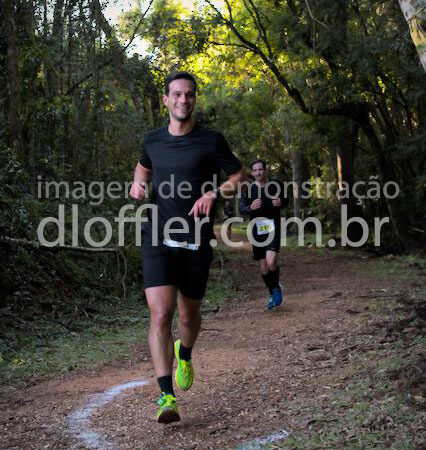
[267,261,278,271]
[179,308,201,328]
[150,306,174,328]
[259,260,268,274]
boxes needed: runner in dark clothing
[130,72,244,424]
[240,159,288,310]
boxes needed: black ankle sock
[158,375,174,396]
[270,267,280,290]
[261,268,280,294]
[179,343,192,362]
[261,272,273,294]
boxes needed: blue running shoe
[267,295,274,310]
[271,286,283,308]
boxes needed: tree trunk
[90,4,100,179]
[91,0,145,116]
[335,119,364,242]
[47,0,65,98]
[358,115,409,250]
[3,0,24,162]
[398,0,426,72]
[63,0,78,177]
[291,146,309,219]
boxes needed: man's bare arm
[218,169,246,198]
[130,162,152,200]
[189,169,246,218]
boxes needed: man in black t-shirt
[240,159,288,310]
[130,72,244,424]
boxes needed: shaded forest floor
[0,235,425,450]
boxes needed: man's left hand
[189,191,217,219]
[272,196,281,207]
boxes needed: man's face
[251,162,267,182]
[163,79,196,122]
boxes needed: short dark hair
[250,159,267,170]
[165,71,197,96]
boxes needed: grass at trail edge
[0,245,237,385]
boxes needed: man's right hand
[250,198,262,211]
[130,182,145,201]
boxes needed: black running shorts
[251,226,281,261]
[141,233,213,300]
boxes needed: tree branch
[203,0,222,17]
[122,0,154,51]
[65,0,153,97]
[245,0,274,59]
[208,40,251,50]
[204,0,373,120]
[2,236,118,252]
[224,0,234,22]
[203,0,308,112]
[304,0,329,28]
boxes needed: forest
[1,1,425,448]
[1,0,425,361]
[0,0,426,442]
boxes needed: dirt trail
[0,239,405,450]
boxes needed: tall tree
[201,0,425,248]
[2,0,24,162]
[398,0,426,72]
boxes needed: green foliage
[0,294,149,381]
[0,146,38,239]
[0,243,237,383]
[1,0,425,386]
[121,0,209,74]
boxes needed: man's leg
[178,292,202,350]
[266,250,282,307]
[260,254,278,293]
[259,258,272,308]
[173,245,212,390]
[145,285,181,423]
[173,293,201,391]
[261,251,282,309]
[146,285,177,379]
[265,250,278,272]
[259,258,268,276]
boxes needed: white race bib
[255,219,275,235]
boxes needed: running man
[239,159,288,310]
[130,72,244,424]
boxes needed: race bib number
[256,219,275,235]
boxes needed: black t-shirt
[239,181,288,233]
[140,125,241,244]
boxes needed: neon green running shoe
[156,392,180,424]
[174,339,194,391]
